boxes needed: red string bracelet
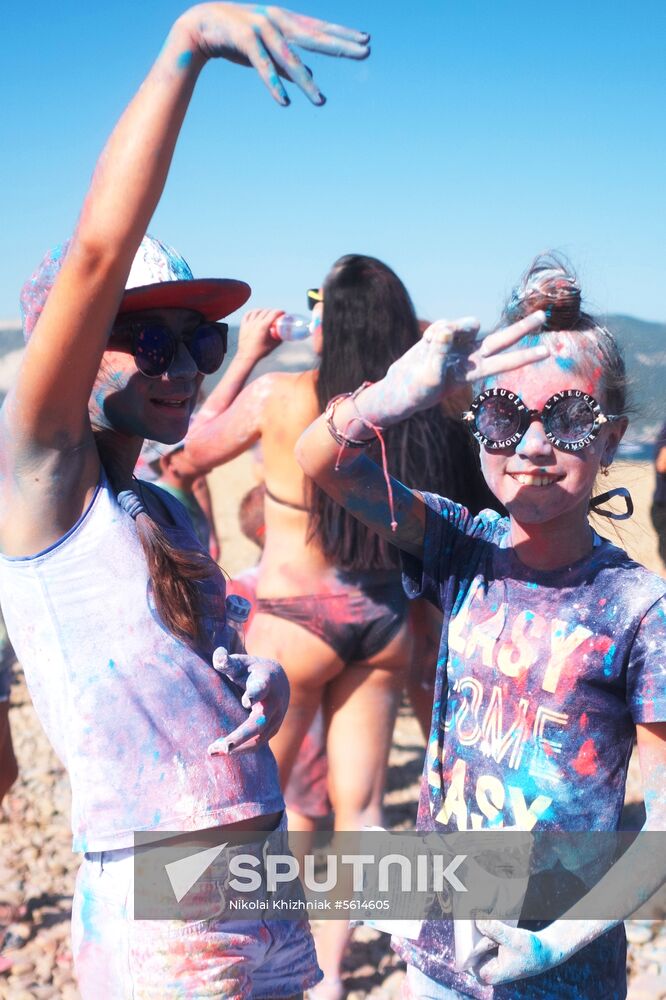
[324,382,398,532]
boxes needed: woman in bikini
[182,253,495,994]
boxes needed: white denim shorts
[71,816,321,1000]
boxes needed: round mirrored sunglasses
[462,388,621,452]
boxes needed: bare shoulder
[261,370,318,424]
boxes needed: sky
[2,1,665,328]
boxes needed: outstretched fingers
[274,9,370,57]
[260,21,323,104]
[247,31,290,105]
[476,310,547,358]
[468,343,550,381]
[209,703,268,755]
[466,310,549,381]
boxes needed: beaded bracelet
[324,382,379,449]
[324,381,397,532]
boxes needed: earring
[600,465,610,477]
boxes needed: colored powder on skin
[177,50,193,70]
[555,354,577,372]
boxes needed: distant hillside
[0,314,663,458]
[603,315,666,457]
[0,325,23,354]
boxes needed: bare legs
[248,612,412,997]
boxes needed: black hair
[309,254,495,570]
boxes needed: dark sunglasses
[462,388,621,452]
[109,320,228,378]
[307,288,323,311]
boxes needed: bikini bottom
[254,571,408,664]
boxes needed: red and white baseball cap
[20,234,251,339]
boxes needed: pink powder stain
[590,634,614,656]
[580,712,589,730]
[599,598,607,607]
[572,738,599,776]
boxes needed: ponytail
[133,508,218,647]
[98,437,219,648]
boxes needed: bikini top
[264,484,310,513]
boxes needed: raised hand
[181,3,370,105]
[208,648,290,755]
[236,308,284,361]
[354,311,550,428]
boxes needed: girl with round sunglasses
[0,4,369,998]
[296,255,666,999]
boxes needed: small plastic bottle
[269,313,312,342]
[225,594,252,652]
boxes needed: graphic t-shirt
[393,494,666,999]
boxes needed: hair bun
[505,254,582,330]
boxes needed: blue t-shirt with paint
[393,493,666,999]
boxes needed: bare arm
[183,371,284,474]
[0,5,369,549]
[656,446,666,475]
[296,312,550,560]
[193,308,284,427]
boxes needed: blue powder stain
[177,50,193,70]
[107,658,116,671]
[525,610,535,621]
[555,354,576,372]
[152,810,162,825]
[603,642,616,676]
[256,715,267,727]
[79,888,101,943]
[153,749,160,761]
[526,582,538,590]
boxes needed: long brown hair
[96,435,220,648]
[309,254,494,571]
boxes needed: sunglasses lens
[547,397,595,444]
[476,396,522,442]
[189,323,227,374]
[134,324,174,377]
[306,289,322,311]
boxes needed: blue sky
[2,1,665,326]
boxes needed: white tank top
[0,473,283,852]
